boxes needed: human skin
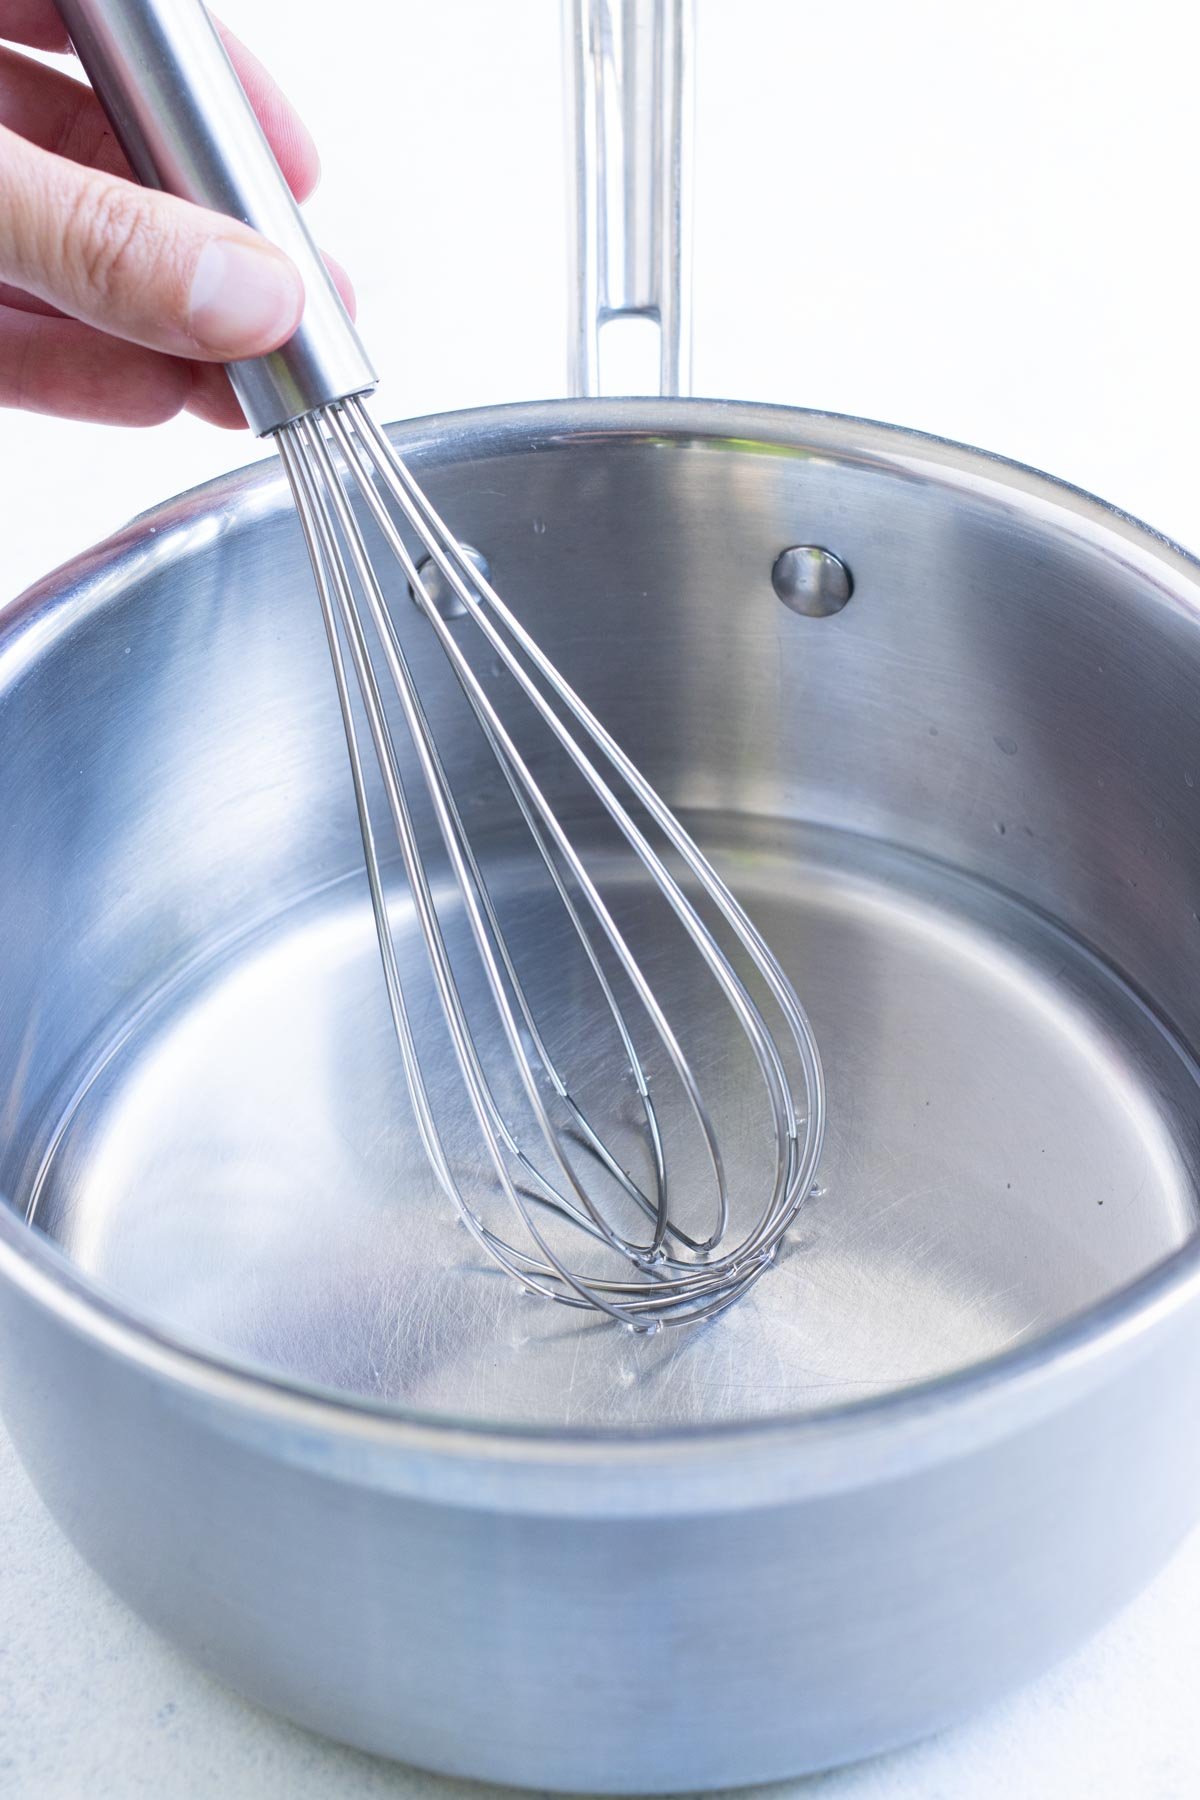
[0,0,352,427]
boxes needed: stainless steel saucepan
[2,1,1200,1789]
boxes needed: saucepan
[1,0,1200,1789]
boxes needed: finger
[215,24,320,201]
[0,246,351,324]
[0,306,190,424]
[0,279,65,315]
[1,243,355,409]
[0,38,319,200]
[185,247,359,429]
[320,251,357,321]
[0,46,127,180]
[0,123,305,361]
[0,2,69,51]
[186,248,358,428]
[185,363,246,430]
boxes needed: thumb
[0,122,304,361]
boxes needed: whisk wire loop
[276,399,826,1327]
[282,426,649,1324]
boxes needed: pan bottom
[22,815,1200,1430]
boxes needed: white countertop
[3,1,1200,1793]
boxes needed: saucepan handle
[54,0,376,434]
[563,0,694,398]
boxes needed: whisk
[61,0,825,1329]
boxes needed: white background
[3,0,1200,596]
[3,0,1200,1794]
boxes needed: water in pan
[22,816,1200,1430]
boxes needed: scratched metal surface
[27,817,1199,1430]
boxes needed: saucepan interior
[2,397,1199,1433]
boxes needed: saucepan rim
[2,394,1199,1468]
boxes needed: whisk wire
[276,398,826,1327]
[327,405,739,1241]
[350,401,819,1142]
[340,401,809,1167]
[301,417,691,1282]
[289,424,663,1323]
[283,430,639,1317]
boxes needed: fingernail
[188,238,304,356]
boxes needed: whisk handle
[56,0,377,434]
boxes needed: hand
[0,2,351,428]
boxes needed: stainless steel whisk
[61,0,825,1328]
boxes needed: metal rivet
[771,546,853,617]
[410,544,490,620]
